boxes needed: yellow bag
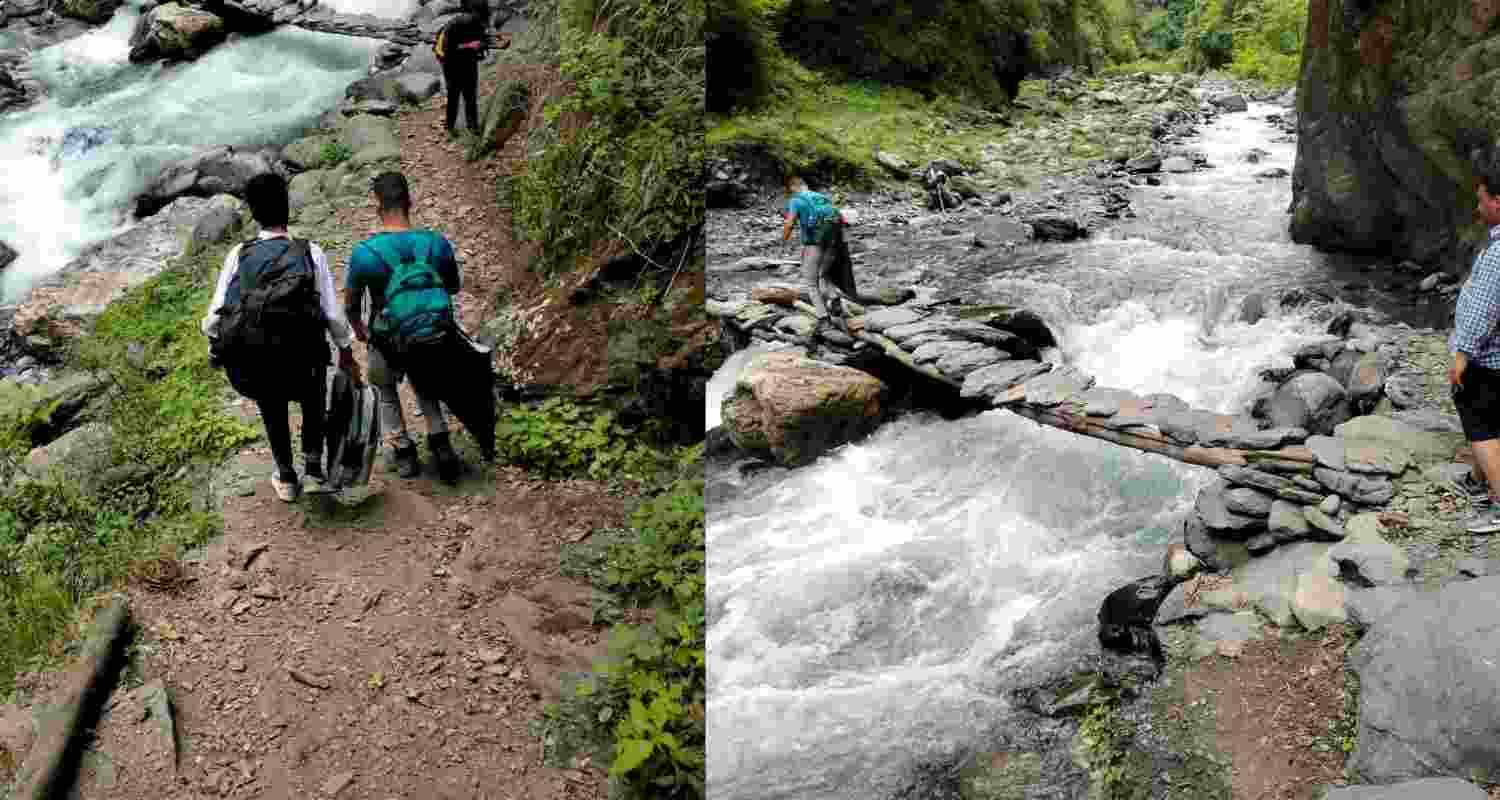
[433,28,447,62]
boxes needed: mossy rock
[283,134,336,172]
[60,0,121,23]
[958,751,1043,800]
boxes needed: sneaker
[428,432,462,485]
[1464,503,1500,534]
[270,471,300,503]
[1448,470,1490,504]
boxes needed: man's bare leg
[1474,439,1500,500]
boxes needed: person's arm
[311,243,361,383]
[344,244,370,343]
[201,243,242,340]
[436,235,461,295]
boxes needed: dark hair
[245,172,289,229]
[783,173,804,192]
[371,171,411,215]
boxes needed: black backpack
[213,237,326,366]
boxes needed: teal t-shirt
[346,229,460,318]
[784,190,839,246]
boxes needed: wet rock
[1345,352,1389,411]
[1327,310,1358,338]
[1268,500,1309,543]
[1343,577,1500,783]
[1162,156,1194,173]
[721,351,886,467]
[0,240,16,272]
[1016,363,1093,406]
[1314,468,1394,506]
[1209,93,1248,112]
[1203,426,1307,450]
[133,145,284,218]
[1265,371,1350,435]
[874,149,910,177]
[1238,291,1266,324]
[392,72,441,104]
[1389,408,1463,435]
[932,344,1011,378]
[1419,272,1446,291]
[1220,465,1326,505]
[1320,494,1341,515]
[128,2,227,63]
[1255,167,1290,179]
[1078,386,1135,417]
[705,158,756,209]
[1196,480,1266,538]
[1305,435,1346,471]
[1224,487,1275,517]
[1322,779,1488,800]
[189,198,247,250]
[1229,540,1336,628]
[1026,215,1086,242]
[960,360,1052,403]
[884,318,1018,349]
[1097,574,1174,662]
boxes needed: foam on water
[0,20,381,303]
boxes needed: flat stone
[1268,500,1310,543]
[911,339,989,365]
[1320,494,1341,515]
[1219,465,1325,504]
[1305,435,1346,471]
[1334,414,1463,465]
[1389,408,1463,435]
[1329,516,1409,586]
[1196,481,1266,537]
[1016,364,1094,406]
[1079,386,1136,417]
[1314,467,1395,505]
[885,318,1019,349]
[1292,475,1324,493]
[1224,487,1275,517]
[1246,532,1278,556]
[1184,513,1250,573]
[1383,370,1426,409]
[1163,542,1202,580]
[1292,570,1347,631]
[934,345,1011,378]
[1456,558,1489,578]
[774,314,816,339]
[1342,440,1410,476]
[1303,507,1347,541]
[863,306,925,332]
[961,360,1052,402]
[1230,541,1336,628]
[322,770,356,796]
[1203,426,1308,450]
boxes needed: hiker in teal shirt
[782,174,856,325]
[345,172,463,481]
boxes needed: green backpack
[364,234,455,357]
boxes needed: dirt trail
[2,63,627,799]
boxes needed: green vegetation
[544,450,706,798]
[511,0,704,278]
[494,397,698,483]
[0,241,260,697]
[320,140,353,168]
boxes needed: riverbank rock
[10,196,238,353]
[1263,371,1350,435]
[720,351,886,467]
[1344,576,1500,783]
[128,2,227,63]
[0,241,16,272]
[1098,574,1175,662]
[1208,93,1247,112]
[133,146,285,219]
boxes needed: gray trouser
[801,243,840,318]
[367,345,447,450]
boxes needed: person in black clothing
[439,0,510,137]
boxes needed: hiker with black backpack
[432,0,510,138]
[203,173,361,502]
[346,171,497,485]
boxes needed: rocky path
[0,61,625,799]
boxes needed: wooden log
[1010,405,1250,468]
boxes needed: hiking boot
[428,432,462,485]
[1464,502,1500,534]
[270,471,300,503]
[392,444,421,479]
[303,456,335,494]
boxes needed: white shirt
[201,230,354,350]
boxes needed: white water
[316,0,421,20]
[707,97,1339,799]
[0,3,383,303]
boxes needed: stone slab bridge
[711,282,1468,572]
[210,0,430,45]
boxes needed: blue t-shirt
[784,190,839,245]
[346,229,461,318]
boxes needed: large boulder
[133,146,285,219]
[1344,577,1500,782]
[128,2,227,64]
[60,0,123,23]
[1263,371,1350,435]
[1288,0,1500,275]
[339,114,401,167]
[720,351,887,467]
[1322,780,1487,800]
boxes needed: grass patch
[0,239,259,697]
[544,449,705,798]
[494,397,700,484]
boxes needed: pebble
[1319,494,1341,515]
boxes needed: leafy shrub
[513,0,705,277]
[494,397,685,482]
[320,140,353,167]
[1196,29,1234,68]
